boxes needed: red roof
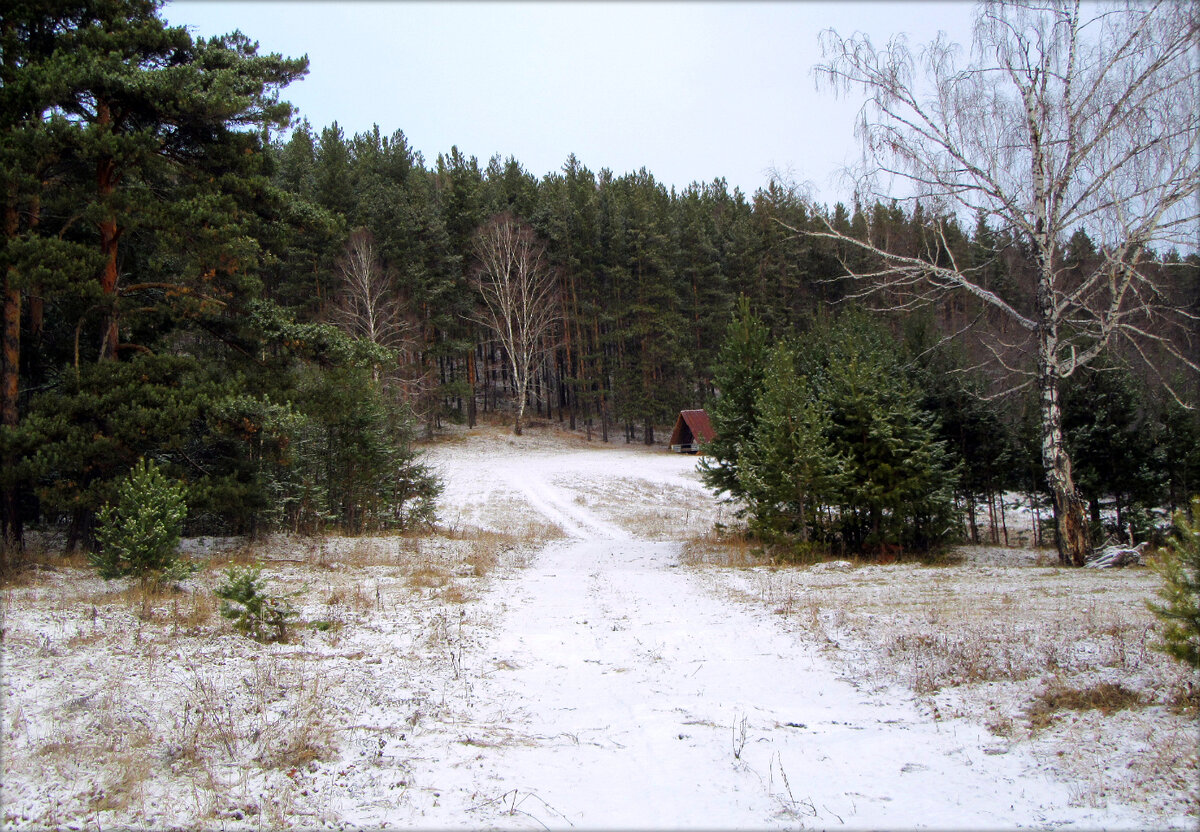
[668,410,716,447]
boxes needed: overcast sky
[164,1,979,205]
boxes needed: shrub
[1148,498,1200,668]
[90,458,188,580]
[216,565,295,643]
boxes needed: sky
[164,1,980,205]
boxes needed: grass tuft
[1027,681,1147,730]
[680,528,762,567]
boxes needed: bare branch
[470,213,561,435]
[330,228,408,352]
[806,0,1200,566]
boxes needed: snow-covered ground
[2,422,1196,829]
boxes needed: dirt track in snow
[413,425,1170,828]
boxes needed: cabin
[668,409,715,454]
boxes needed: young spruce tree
[1148,499,1200,669]
[802,311,959,554]
[737,343,844,546]
[699,296,770,502]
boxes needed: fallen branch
[1085,542,1146,569]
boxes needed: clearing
[1,422,1196,829]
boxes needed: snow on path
[500,467,632,542]
[400,433,1148,829]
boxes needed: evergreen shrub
[90,458,188,580]
[1149,498,1200,669]
[216,565,296,643]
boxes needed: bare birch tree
[471,213,559,436]
[803,0,1200,566]
[331,228,407,384]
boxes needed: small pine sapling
[216,565,296,643]
[1148,498,1200,669]
[90,458,188,581]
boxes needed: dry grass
[324,583,373,614]
[422,414,616,452]
[440,582,479,605]
[407,560,452,589]
[440,523,560,569]
[441,515,561,543]
[717,560,1170,693]
[1027,681,1147,730]
[438,529,511,577]
[395,532,517,598]
[7,611,343,825]
[681,528,762,567]
[198,542,263,569]
[1,542,89,589]
[91,752,152,814]
[564,476,721,541]
[114,580,184,622]
[28,675,161,817]
[254,666,337,770]
[1,527,514,829]
[170,590,216,632]
[692,545,1199,818]
[163,657,339,776]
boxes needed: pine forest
[3,0,1199,563]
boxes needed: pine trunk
[467,349,477,428]
[2,200,22,561]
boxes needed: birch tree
[330,228,407,384]
[471,213,559,436]
[805,0,1200,565]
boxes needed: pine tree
[1148,499,1200,669]
[314,123,356,220]
[737,343,843,546]
[56,13,305,361]
[699,296,770,500]
[676,181,737,404]
[90,457,187,580]
[1,1,439,543]
[530,156,599,429]
[2,1,107,555]
[277,119,318,199]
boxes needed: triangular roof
[668,409,716,446]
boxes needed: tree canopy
[2,0,1196,565]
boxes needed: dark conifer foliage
[3,1,1194,560]
[699,297,770,501]
[1,0,435,552]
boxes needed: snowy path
[406,435,1146,829]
